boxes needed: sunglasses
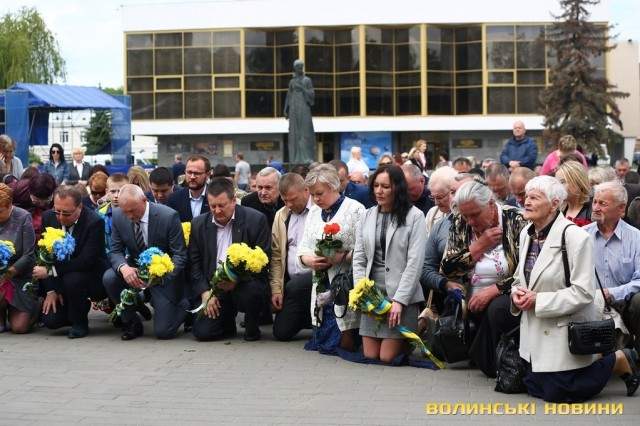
[51,150,61,154]
[53,209,76,217]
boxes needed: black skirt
[523,353,615,402]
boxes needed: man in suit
[329,160,374,208]
[167,155,211,222]
[402,163,434,216]
[36,185,108,338]
[190,177,271,341]
[148,167,175,205]
[270,173,313,341]
[67,147,92,185]
[103,184,188,340]
[240,166,283,229]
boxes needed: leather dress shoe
[121,321,143,341]
[68,325,89,339]
[621,348,640,397]
[243,329,261,342]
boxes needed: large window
[487,25,547,114]
[305,27,360,116]
[365,26,420,115]
[245,29,298,117]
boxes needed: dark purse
[432,297,470,363]
[495,326,528,394]
[560,225,616,355]
[330,251,353,319]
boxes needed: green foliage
[540,0,628,154]
[0,7,66,88]
[100,86,124,96]
[28,149,42,165]
[84,111,112,155]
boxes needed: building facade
[123,0,635,168]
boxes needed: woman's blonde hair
[127,166,151,193]
[0,183,13,207]
[556,160,590,205]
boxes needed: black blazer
[189,205,271,297]
[167,187,209,222]
[41,206,106,291]
[240,191,283,229]
[67,161,92,183]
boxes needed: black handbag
[560,225,616,355]
[432,297,469,363]
[495,326,528,394]
[330,251,353,319]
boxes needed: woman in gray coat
[353,165,426,363]
[0,183,37,333]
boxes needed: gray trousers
[103,268,186,339]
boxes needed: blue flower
[0,242,13,269]
[137,247,163,268]
[52,234,76,261]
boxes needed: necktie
[133,221,146,251]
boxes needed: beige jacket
[511,213,600,372]
[269,205,290,296]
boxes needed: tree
[540,0,628,154]
[0,7,66,88]
[84,111,112,155]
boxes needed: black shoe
[137,303,152,321]
[121,321,143,341]
[68,325,89,339]
[621,348,640,397]
[243,329,261,342]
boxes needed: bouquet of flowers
[182,222,191,246]
[22,227,75,297]
[190,242,269,314]
[313,223,342,293]
[0,240,16,303]
[109,247,174,323]
[348,278,446,369]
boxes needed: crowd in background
[0,119,639,403]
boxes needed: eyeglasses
[428,193,449,201]
[51,150,60,154]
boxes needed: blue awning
[6,83,128,109]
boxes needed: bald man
[67,147,92,185]
[500,121,538,170]
[103,184,188,340]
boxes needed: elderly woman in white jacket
[511,175,639,402]
[298,164,364,351]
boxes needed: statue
[284,59,315,165]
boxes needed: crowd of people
[0,121,639,403]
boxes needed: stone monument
[283,59,316,165]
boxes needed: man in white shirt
[68,147,92,185]
[270,173,313,341]
[234,152,251,191]
[347,146,370,178]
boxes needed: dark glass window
[366,89,393,115]
[215,76,239,89]
[517,41,545,69]
[131,93,154,119]
[156,77,181,91]
[455,72,482,86]
[213,31,240,45]
[213,47,240,74]
[395,27,420,43]
[306,46,333,72]
[427,27,454,43]
[395,44,420,71]
[276,91,288,117]
[427,43,453,70]
[306,73,333,89]
[455,27,482,42]
[185,76,212,91]
[246,91,274,117]
[427,72,453,86]
[516,25,545,41]
[517,86,543,113]
[184,32,211,47]
[455,88,482,114]
[335,29,358,44]
[127,78,153,92]
[214,91,241,117]
[276,46,298,73]
[245,30,274,46]
[185,92,212,118]
[154,33,182,47]
[336,73,359,88]
[427,88,453,115]
[396,72,420,87]
[366,73,393,88]
[488,87,515,113]
[184,48,212,75]
[336,89,359,115]
[517,70,545,85]
[335,45,359,71]
[275,30,298,45]
[486,26,514,42]
[488,72,514,84]
[487,42,515,69]
[245,75,274,90]
[396,88,421,115]
[456,43,482,70]
[156,93,183,118]
[305,28,331,44]
[313,89,334,116]
[155,49,182,75]
[366,44,393,72]
[127,34,153,49]
[127,50,153,76]
[245,47,273,73]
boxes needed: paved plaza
[0,312,638,425]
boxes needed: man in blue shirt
[500,121,538,170]
[329,159,374,208]
[585,181,640,353]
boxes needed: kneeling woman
[353,165,426,362]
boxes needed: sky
[1,0,639,89]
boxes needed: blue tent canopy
[1,83,131,166]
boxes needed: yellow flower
[246,247,269,273]
[148,253,174,278]
[182,222,191,246]
[37,227,66,253]
[227,243,250,267]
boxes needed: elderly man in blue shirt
[585,181,640,353]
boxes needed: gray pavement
[0,311,638,425]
